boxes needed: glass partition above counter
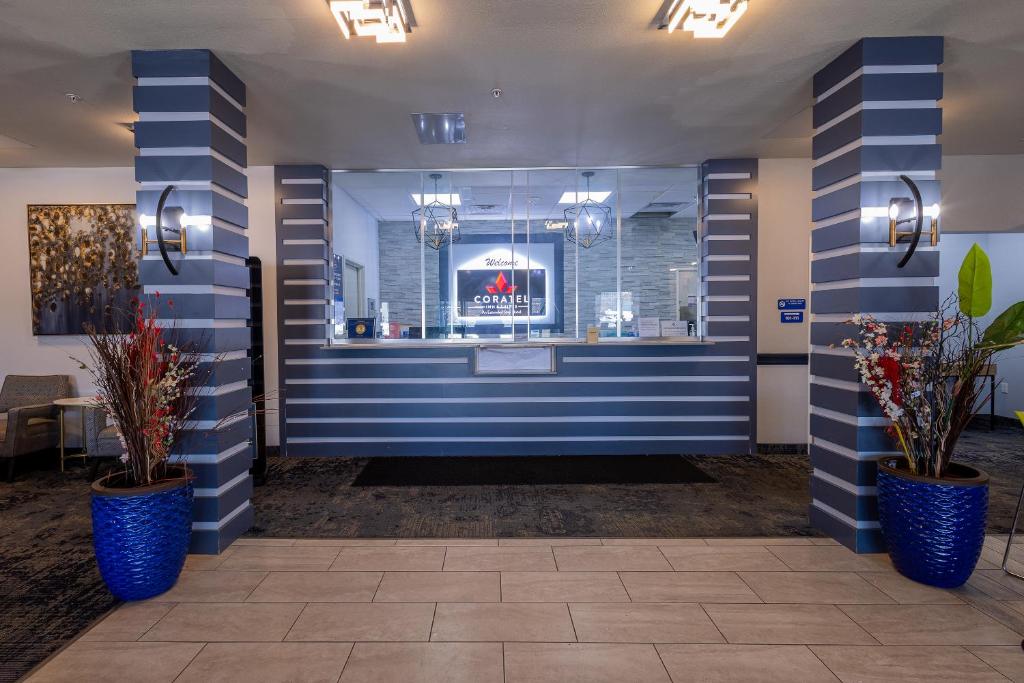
[330,167,701,344]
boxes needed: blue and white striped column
[133,49,254,554]
[274,165,331,457]
[700,159,758,454]
[808,37,943,552]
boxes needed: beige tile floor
[27,535,1024,682]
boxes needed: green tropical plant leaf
[982,301,1024,348]
[958,244,993,317]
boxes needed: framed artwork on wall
[27,204,140,335]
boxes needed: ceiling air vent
[410,113,466,144]
[466,204,505,216]
[632,201,686,217]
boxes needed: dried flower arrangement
[842,244,1024,478]
[76,296,205,487]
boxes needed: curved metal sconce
[888,174,939,269]
[141,184,188,276]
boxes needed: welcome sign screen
[456,269,546,318]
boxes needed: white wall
[331,183,380,318]
[0,166,282,446]
[756,158,812,445]
[0,167,135,398]
[247,166,280,445]
[938,232,1024,419]
[940,155,1024,234]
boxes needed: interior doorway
[343,259,366,317]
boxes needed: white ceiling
[1,0,1024,169]
[334,167,699,221]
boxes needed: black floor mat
[351,455,717,486]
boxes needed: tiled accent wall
[274,165,331,457]
[699,159,759,452]
[132,49,253,554]
[808,37,943,553]
[378,217,699,331]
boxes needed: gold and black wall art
[27,204,140,335]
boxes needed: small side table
[53,397,99,472]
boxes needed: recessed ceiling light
[558,191,612,204]
[411,193,462,206]
[328,0,411,43]
[64,92,82,103]
[411,113,467,144]
[661,0,748,39]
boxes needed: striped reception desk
[808,37,943,552]
[283,342,754,457]
[276,159,759,458]
[133,49,254,553]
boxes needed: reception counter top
[322,337,715,350]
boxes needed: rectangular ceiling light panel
[558,191,612,204]
[410,113,467,144]
[410,193,462,205]
[664,0,748,38]
[329,0,410,43]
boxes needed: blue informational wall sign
[781,311,804,324]
[778,298,806,310]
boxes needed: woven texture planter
[877,457,988,588]
[91,466,193,601]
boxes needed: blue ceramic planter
[91,467,193,601]
[876,457,988,588]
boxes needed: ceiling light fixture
[411,192,462,206]
[413,174,460,250]
[661,0,748,39]
[558,190,612,204]
[328,0,411,43]
[564,172,613,249]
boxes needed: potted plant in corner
[843,244,1024,587]
[77,296,205,600]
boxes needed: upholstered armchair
[0,375,72,481]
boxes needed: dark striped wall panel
[283,343,754,457]
[700,159,758,454]
[132,49,253,554]
[274,165,331,456]
[808,37,943,553]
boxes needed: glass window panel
[526,168,578,339]
[568,168,619,338]
[332,170,424,340]
[330,167,701,342]
[437,169,519,340]
[617,167,701,338]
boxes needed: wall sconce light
[140,185,189,276]
[888,174,939,268]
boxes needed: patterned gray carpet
[0,425,1021,681]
